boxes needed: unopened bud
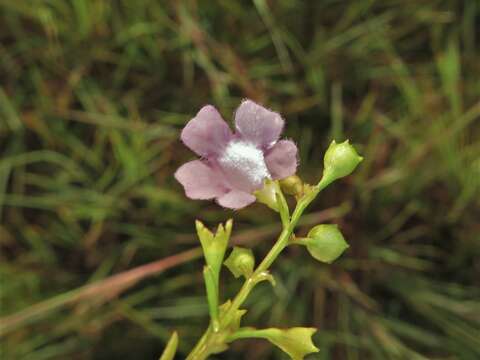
[304,224,349,263]
[279,175,304,197]
[322,140,363,185]
[224,247,255,278]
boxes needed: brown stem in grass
[0,247,202,336]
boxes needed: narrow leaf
[159,331,178,360]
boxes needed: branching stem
[186,179,329,360]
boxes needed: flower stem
[186,180,329,359]
[185,327,212,360]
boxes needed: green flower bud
[254,180,279,211]
[305,224,349,263]
[224,247,255,279]
[322,140,363,185]
[279,175,304,197]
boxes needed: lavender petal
[175,160,228,199]
[265,140,298,179]
[234,100,284,148]
[216,189,256,209]
[181,105,233,157]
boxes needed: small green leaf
[230,327,319,360]
[224,247,255,279]
[159,331,178,360]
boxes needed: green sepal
[196,220,232,331]
[219,300,247,334]
[254,179,280,211]
[303,224,349,263]
[229,327,319,360]
[159,331,178,360]
[224,247,255,279]
[275,188,290,228]
[196,219,232,277]
[255,180,290,226]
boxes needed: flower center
[218,141,270,191]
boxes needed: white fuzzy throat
[219,141,270,185]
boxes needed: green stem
[226,327,274,342]
[186,327,212,360]
[186,178,330,360]
[203,266,219,331]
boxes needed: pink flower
[175,100,298,209]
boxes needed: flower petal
[175,160,228,199]
[265,140,298,179]
[181,105,233,157]
[216,190,256,209]
[234,100,284,148]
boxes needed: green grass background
[1,1,479,359]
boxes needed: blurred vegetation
[1,0,479,359]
